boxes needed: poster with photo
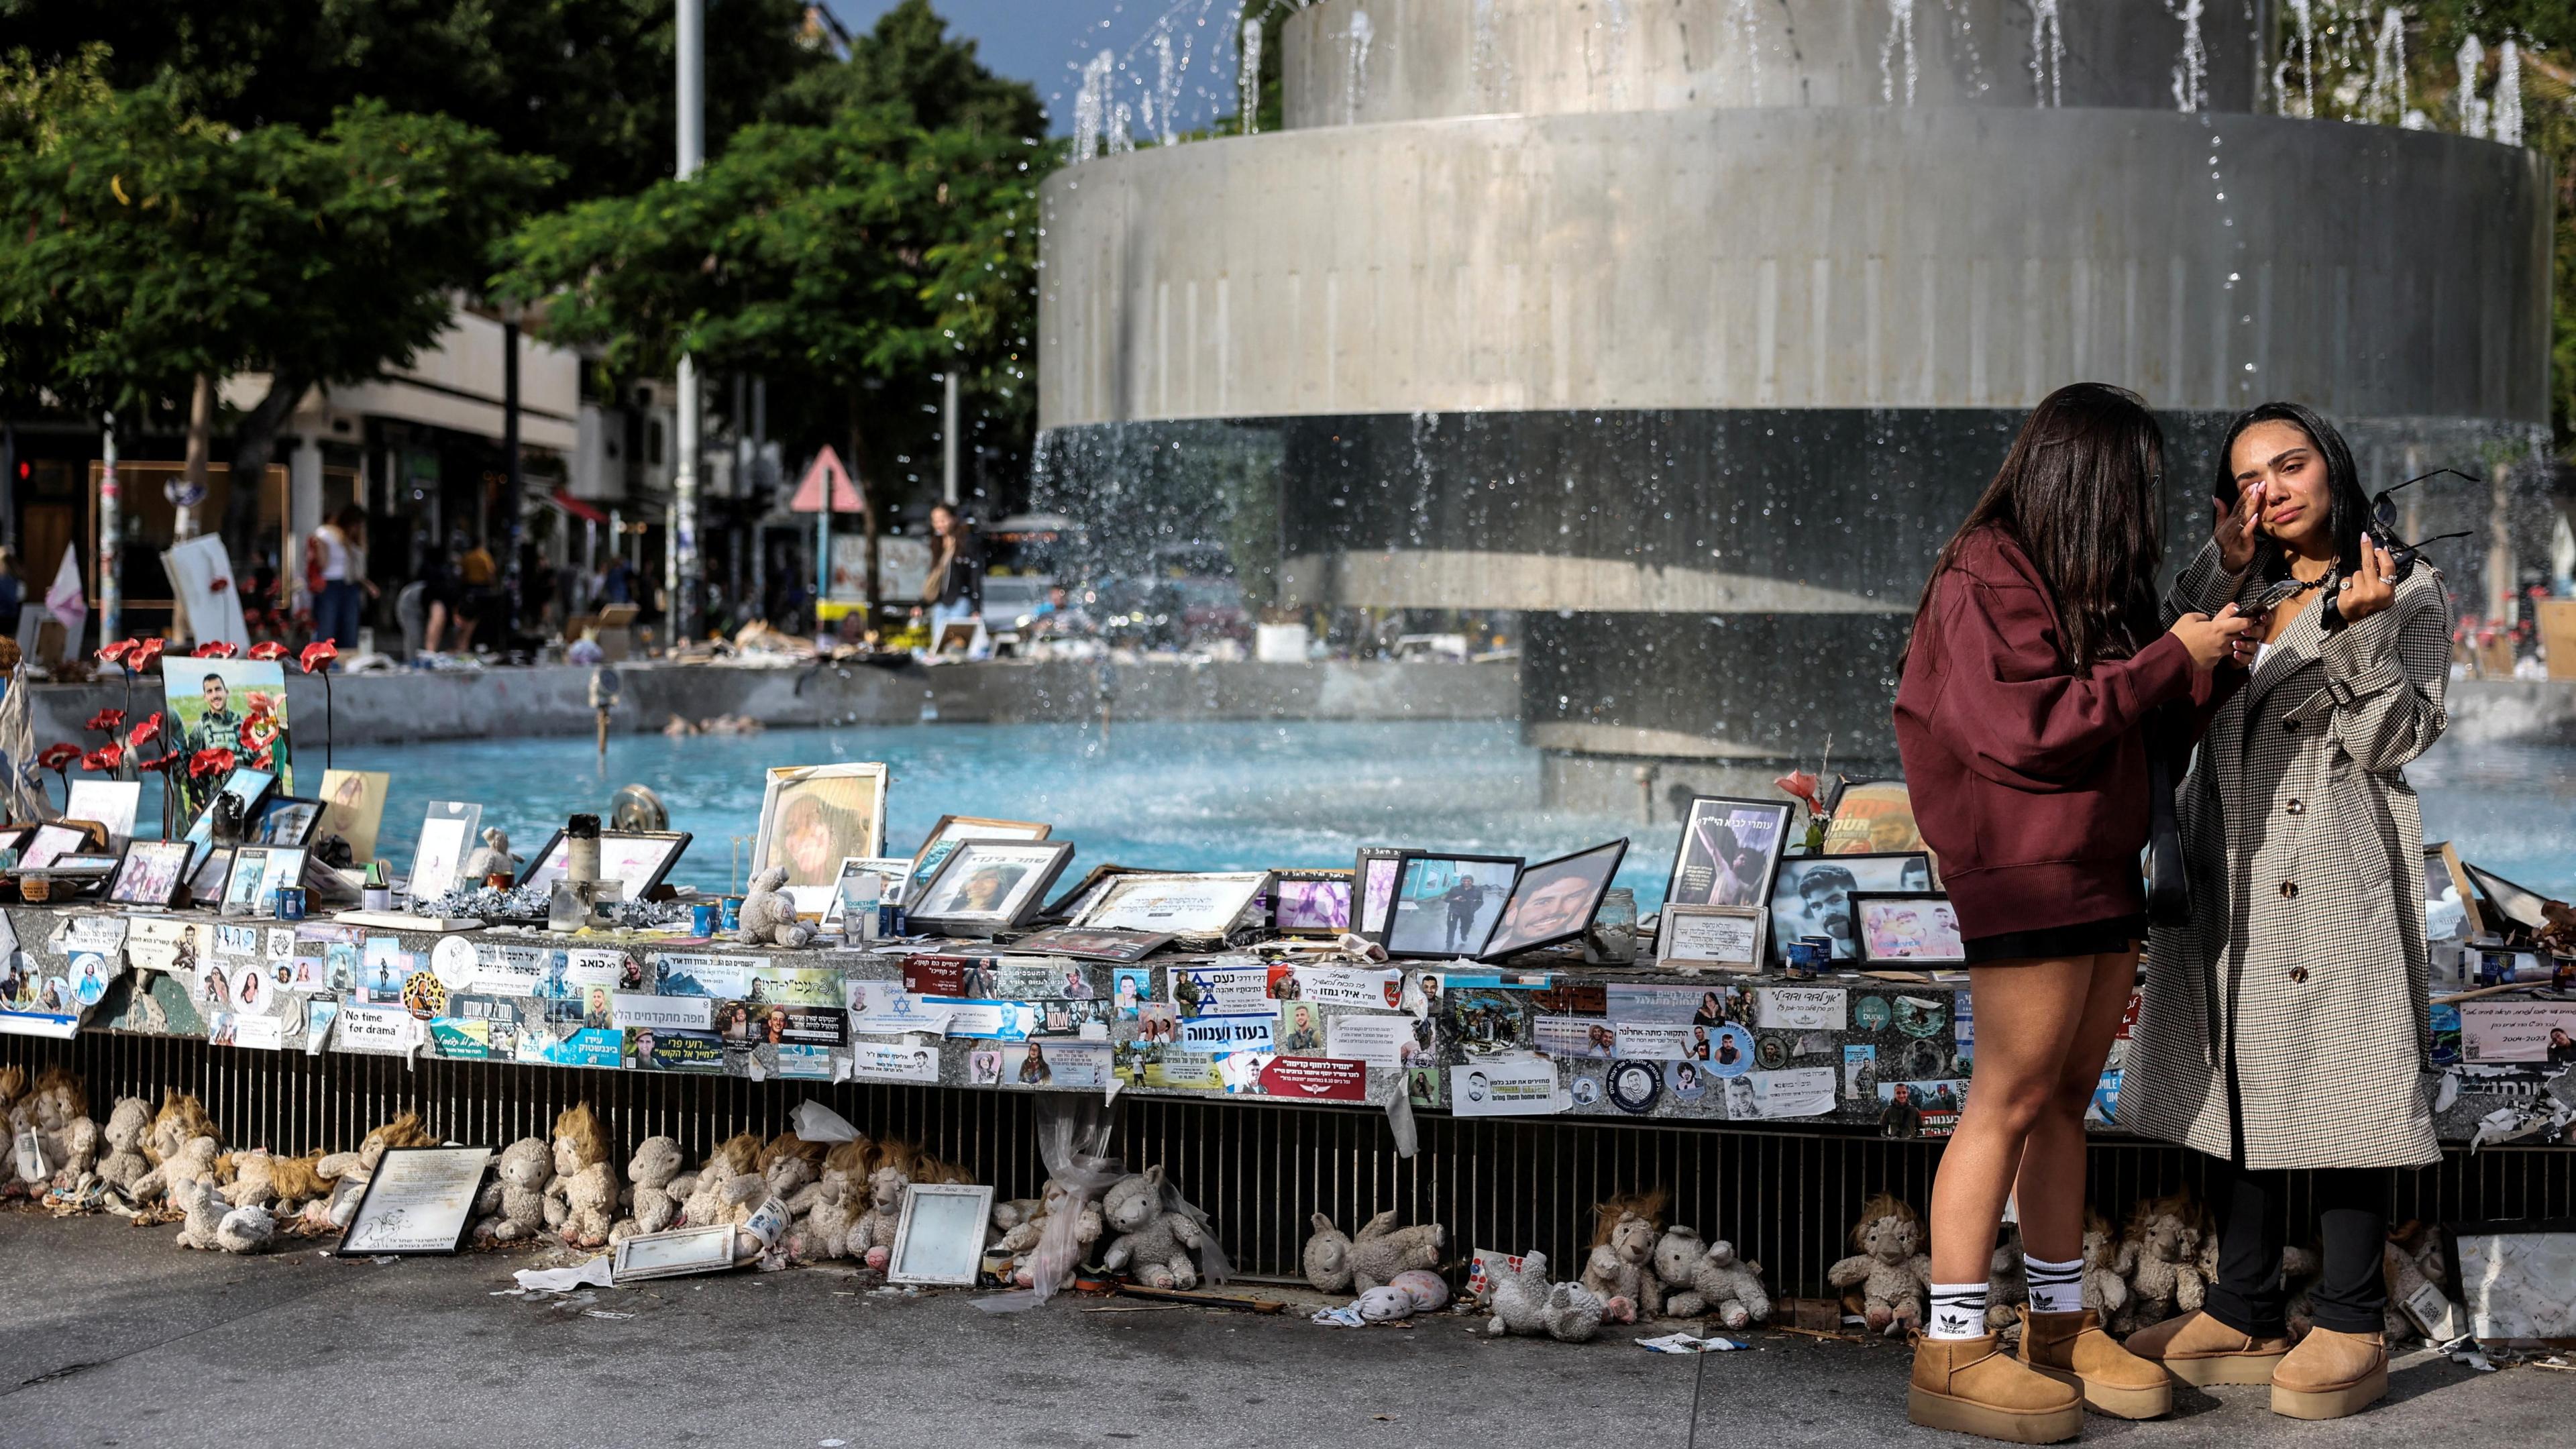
[2460,1002,2576,1065]
[1876,1079,1968,1138]
[1666,798,1792,908]
[1449,1055,1562,1117]
[166,659,292,822]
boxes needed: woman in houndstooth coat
[2123,402,2451,1421]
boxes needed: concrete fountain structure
[1036,0,2551,807]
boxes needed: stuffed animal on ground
[1099,1165,1210,1289]
[94,1097,156,1201]
[2383,1222,2455,1342]
[474,1138,554,1243]
[541,1103,612,1236]
[1827,1193,1931,1337]
[758,1132,823,1199]
[315,1112,438,1229]
[559,1161,621,1248]
[2112,1195,2207,1333]
[9,1067,96,1195]
[174,1179,274,1253]
[1355,1286,1415,1322]
[735,866,814,949]
[788,1161,863,1261]
[2079,1210,2129,1322]
[1303,1213,1356,1293]
[850,1165,910,1271]
[144,1093,222,1171]
[0,1067,23,1191]
[610,1136,686,1246]
[680,1134,765,1227]
[460,826,521,883]
[1582,1197,1662,1320]
[221,1150,333,1219]
[1483,1251,1607,1342]
[1650,1225,1705,1317]
[1000,1179,1107,1287]
[2282,1244,2322,1336]
[133,1136,223,1217]
[1988,1220,2029,1342]
[1389,1268,1450,1313]
[1662,1232,1772,1329]
[1334,1210,1446,1294]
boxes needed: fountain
[1036,0,2552,812]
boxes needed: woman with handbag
[2123,402,2451,1421]
[1893,383,2253,1442]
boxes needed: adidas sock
[1927,1281,1990,1339]
[2025,1253,2084,1316]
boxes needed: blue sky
[826,1,1248,133]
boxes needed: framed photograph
[227,846,308,918]
[335,1145,494,1256]
[750,763,889,911]
[518,830,692,899]
[165,658,295,820]
[1353,847,1406,941]
[188,846,236,905]
[1273,871,1354,936]
[107,838,193,908]
[1040,862,1142,922]
[20,822,92,872]
[1383,853,1521,959]
[250,795,323,848]
[1656,904,1768,971]
[1769,852,1934,962]
[908,841,1076,936]
[931,620,979,658]
[1073,871,1272,939]
[885,1182,995,1287]
[63,779,143,847]
[2423,841,2484,938]
[2464,862,2553,935]
[54,853,120,874]
[1481,840,1628,961]
[180,767,276,869]
[612,1223,739,1283]
[1821,778,1926,855]
[1850,892,1968,966]
[1665,797,1793,910]
[1000,926,1173,963]
[906,814,1051,898]
[0,826,31,863]
[407,802,484,906]
[315,769,391,861]
[822,855,914,923]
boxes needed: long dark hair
[1909,382,2166,674]
[2210,401,2368,582]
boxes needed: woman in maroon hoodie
[1890,384,2256,1442]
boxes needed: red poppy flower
[248,641,287,661]
[37,743,81,771]
[1774,770,1825,817]
[128,638,168,671]
[96,639,135,667]
[299,639,340,674]
[136,753,175,774]
[126,712,163,749]
[193,640,241,659]
[83,708,126,734]
[187,747,238,780]
[80,743,125,773]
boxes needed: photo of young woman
[1892,383,2251,1438]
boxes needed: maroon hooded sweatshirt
[1892,529,2198,941]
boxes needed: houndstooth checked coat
[2124,541,2450,1171]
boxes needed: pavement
[0,1208,2565,1449]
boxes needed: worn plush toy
[144,1092,223,1171]
[1302,1212,1356,1293]
[681,1133,765,1227]
[735,866,814,949]
[2383,1222,2455,1342]
[2079,1210,2129,1322]
[788,1162,863,1261]
[174,1179,274,1253]
[2282,1244,2323,1336]
[610,1136,686,1246]
[1582,1197,1662,1320]
[541,1103,613,1237]
[133,1136,223,1217]
[1000,1179,1107,1287]
[1827,1193,1931,1337]
[560,1161,621,1247]
[1355,1286,1415,1322]
[94,1097,156,1201]
[10,1067,96,1195]
[474,1138,554,1243]
[221,1149,333,1218]
[2112,1195,2207,1333]
[850,1164,911,1271]
[1662,1232,1772,1329]
[1484,1251,1606,1342]
[1389,1268,1450,1313]
[1329,1210,1447,1294]
[758,1132,824,1199]
[460,826,521,883]
[1099,1165,1210,1289]
[315,1111,439,1228]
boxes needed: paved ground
[0,1209,2564,1449]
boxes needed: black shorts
[1960,914,2147,965]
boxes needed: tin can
[362,885,393,912]
[691,902,717,936]
[1784,938,1827,979]
[879,902,907,938]
[275,886,307,921]
[720,897,741,932]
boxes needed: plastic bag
[790,1099,860,1143]
[977,1097,1127,1311]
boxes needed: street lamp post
[672,0,704,642]
[99,413,121,644]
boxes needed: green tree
[770,0,1043,139]
[0,50,555,563]
[498,101,1045,610]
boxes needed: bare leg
[425,602,448,653]
[1927,956,2098,1285]
[2010,950,2137,1263]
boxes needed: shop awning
[549,488,608,524]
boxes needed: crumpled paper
[1636,1332,1751,1353]
[512,1257,615,1293]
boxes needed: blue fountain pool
[211,720,2570,914]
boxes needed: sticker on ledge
[1605,1059,1663,1114]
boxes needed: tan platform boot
[2019,1308,2172,1419]
[2123,1309,2292,1386]
[2270,1327,2388,1419]
[1909,1332,2084,1444]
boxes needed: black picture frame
[1768,851,1935,963]
[908,839,1077,936]
[1352,847,1407,943]
[1663,796,1794,912]
[1847,892,1969,967]
[333,1145,494,1256]
[1039,862,1144,922]
[105,837,194,908]
[1271,869,1354,936]
[1480,839,1629,962]
[1383,851,1523,960]
[249,794,323,848]
[515,829,693,898]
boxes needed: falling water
[2026,0,2059,108]
[2285,0,2315,115]
[2168,0,2207,113]
[1239,18,1264,136]
[1882,0,1919,107]
[1726,0,1762,104]
[2495,39,2525,146]
[1109,101,1135,155]
[2367,7,2408,126]
[1150,30,1181,146]
[1073,49,1114,162]
[2457,36,2490,140]
[1344,9,1375,124]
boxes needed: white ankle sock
[2025,1253,2084,1315]
[1928,1281,1990,1339]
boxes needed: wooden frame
[2425,841,2484,938]
[1655,904,1769,973]
[907,840,1076,936]
[751,762,892,913]
[612,1223,739,1282]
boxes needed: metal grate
[9,1033,2569,1291]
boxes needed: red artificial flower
[248,641,287,661]
[1774,770,1825,817]
[126,712,163,750]
[128,638,167,671]
[136,753,175,774]
[96,639,135,667]
[79,743,124,773]
[83,708,126,734]
[193,639,241,659]
[299,639,339,674]
[37,743,82,771]
[187,747,238,780]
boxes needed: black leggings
[2200,1161,2388,1338]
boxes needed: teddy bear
[1351,1214,1446,1294]
[174,1178,274,1253]
[2079,1210,2129,1322]
[2112,1196,2206,1333]
[850,1164,911,1270]
[1582,1199,1660,1320]
[133,1135,223,1217]
[94,1097,156,1200]
[541,1104,612,1236]
[222,1149,333,1218]
[788,1162,863,1261]
[315,1112,439,1229]
[735,865,814,949]
[2383,1222,2455,1342]
[8,1067,96,1195]
[145,1092,223,1171]
[1662,1231,1772,1329]
[474,1138,554,1243]
[1001,1179,1106,1287]
[681,1134,765,1226]
[758,1132,824,1199]
[1827,1193,1931,1336]
[1099,1165,1210,1289]
[609,1136,686,1246]
[1302,1213,1354,1293]
[560,1161,621,1248]
[1483,1251,1606,1342]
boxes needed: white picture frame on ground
[612,1222,740,1283]
[407,802,483,908]
[887,1183,994,1286]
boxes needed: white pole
[672,0,704,641]
[99,414,120,643]
[942,371,960,506]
